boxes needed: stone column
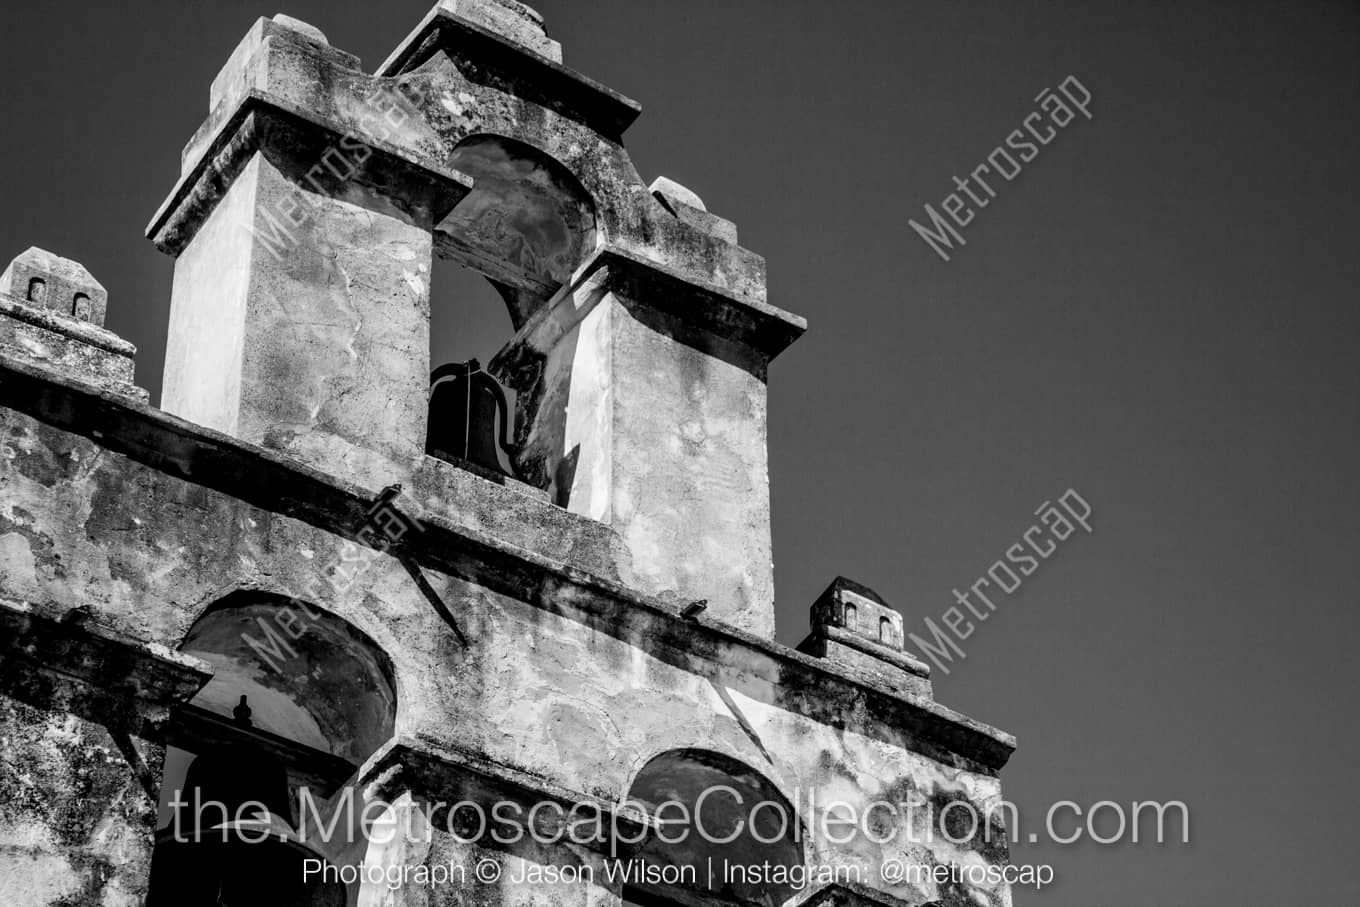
[494,247,804,637]
[148,16,470,491]
[0,602,211,907]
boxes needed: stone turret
[0,247,143,400]
[798,577,933,698]
[0,247,107,325]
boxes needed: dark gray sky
[4,1,1358,904]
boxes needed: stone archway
[624,749,806,907]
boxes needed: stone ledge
[148,92,473,256]
[589,246,805,359]
[0,292,135,357]
[797,627,934,702]
[360,734,654,852]
[819,624,933,679]
[0,292,145,401]
[0,354,1016,773]
[0,598,212,736]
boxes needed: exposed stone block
[0,698,164,907]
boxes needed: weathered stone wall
[0,380,1012,907]
[1,7,1017,907]
[499,267,778,634]
[161,146,450,493]
[0,701,164,907]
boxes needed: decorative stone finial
[0,247,108,327]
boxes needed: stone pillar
[0,602,211,907]
[148,16,470,490]
[0,700,164,907]
[494,248,803,637]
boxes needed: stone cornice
[0,598,212,736]
[495,245,807,380]
[146,92,472,256]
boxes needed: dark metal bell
[426,358,515,477]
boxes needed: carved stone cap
[0,247,108,327]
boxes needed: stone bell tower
[149,1,803,635]
[0,3,1016,907]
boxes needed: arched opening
[426,259,519,477]
[26,276,45,305]
[624,750,804,907]
[148,593,397,907]
[426,134,597,483]
[437,133,597,323]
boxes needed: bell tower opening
[424,133,598,484]
[427,257,519,477]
